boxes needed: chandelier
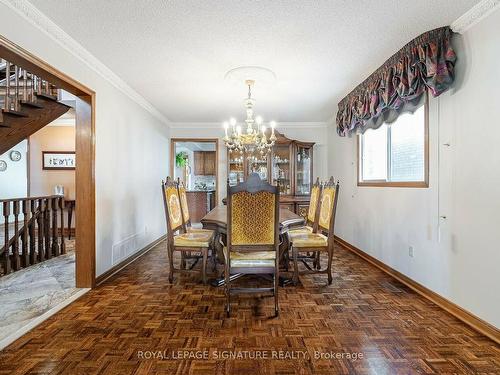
[223,79,277,156]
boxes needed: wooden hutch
[227,131,315,217]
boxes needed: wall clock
[10,150,22,162]
[0,160,7,172]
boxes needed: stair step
[20,100,44,109]
[35,92,58,101]
[1,108,29,117]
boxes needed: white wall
[328,9,500,328]
[170,123,329,203]
[0,141,28,200]
[0,3,170,276]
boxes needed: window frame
[357,95,429,188]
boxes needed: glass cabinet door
[228,154,244,186]
[247,154,269,181]
[272,145,292,195]
[295,145,312,195]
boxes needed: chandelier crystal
[223,79,277,156]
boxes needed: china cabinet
[226,130,314,216]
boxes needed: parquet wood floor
[0,240,498,375]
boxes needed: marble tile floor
[0,243,83,345]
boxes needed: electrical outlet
[409,246,414,258]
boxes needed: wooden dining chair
[290,177,339,285]
[161,177,214,284]
[225,173,280,317]
[286,177,322,269]
[177,178,217,270]
[289,177,322,234]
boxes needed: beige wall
[29,125,76,200]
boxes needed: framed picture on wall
[42,151,76,170]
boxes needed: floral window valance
[336,27,456,137]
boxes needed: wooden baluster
[23,69,28,102]
[2,202,11,274]
[45,198,52,259]
[29,73,34,102]
[59,197,66,254]
[37,198,45,262]
[29,200,36,265]
[52,197,60,256]
[12,201,20,271]
[67,201,74,240]
[5,61,11,110]
[14,65,19,112]
[37,75,42,95]
[22,200,29,267]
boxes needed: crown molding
[168,122,328,130]
[1,0,170,126]
[451,0,500,34]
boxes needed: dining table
[201,205,305,286]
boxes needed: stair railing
[0,195,67,276]
[0,57,58,114]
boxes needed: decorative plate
[0,160,7,172]
[10,150,22,162]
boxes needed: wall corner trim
[451,0,500,34]
[1,0,170,126]
[335,235,500,345]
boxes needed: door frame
[1,35,96,288]
[170,138,219,206]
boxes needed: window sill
[357,181,429,188]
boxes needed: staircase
[1,57,72,275]
[0,58,71,154]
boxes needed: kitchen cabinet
[193,151,216,176]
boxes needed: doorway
[0,36,96,289]
[170,139,219,223]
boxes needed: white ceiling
[29,0,479,123]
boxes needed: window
[358,100,428,187]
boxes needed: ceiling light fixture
[222,79,277,156]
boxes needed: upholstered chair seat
[174,231,214,247]
[287,225,313,236]
[288,232,328,247]
[223,248,275,268]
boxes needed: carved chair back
[318,177,340,246]
[162,177,184,245]
[227,173,280,252]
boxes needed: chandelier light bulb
[236,125,242,135]
[270,121,276,129]
[223,121,229,129]
[261,125,266,134]
[230,118,237,127]
[256,116,263,125]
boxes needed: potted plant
[175,152,189,168]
